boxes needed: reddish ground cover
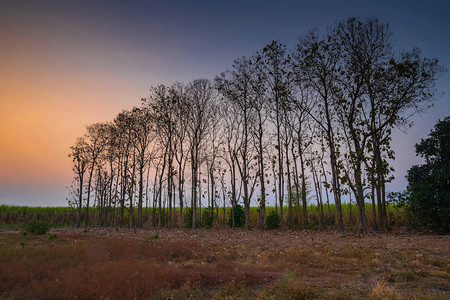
[0,227,448,299]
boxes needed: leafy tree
[407,117,450,232]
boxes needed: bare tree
[131,106,156,228]
[293,31,345,231]
[69,137,89,227]
[216,57,256,228]
[83,123,108,226]
[185,79,216,228]
[262,40,291,229]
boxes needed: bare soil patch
[0,228,448,299]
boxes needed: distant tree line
[68,17,443,233]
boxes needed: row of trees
[68,17,442,233]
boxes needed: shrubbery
[227,204,245,228]
[25,219,51,235]
[406,117,450,232]
[266,210,280,229]
[201,207,215,229]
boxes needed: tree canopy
[407,116,450,232]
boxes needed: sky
[0,0,449,206]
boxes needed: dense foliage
[227,205,245,228]
[266,210,280,229]
[201,207,215,229]
[407,117,450,232]
[25,219,51,235]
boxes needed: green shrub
[184,207,193,228]
[48,234,57,240]
[201,207,215,229]
[25,219,51,235]
[266,210,280,229]
[227,204,245,228]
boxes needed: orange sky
[0,1,223,205]
[0,62,146,188]
[0,33,150,192]
[1,1,448,206]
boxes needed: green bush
[25,219,51,235]
[227,204,245,228]
[266,210,280,229]
[183,207,193,228]
[201,207,215,229]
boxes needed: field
[0,203,411,230]
[0,227,448,299]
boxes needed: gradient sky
[1,0,449,206]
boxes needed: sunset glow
[0,0,449,206]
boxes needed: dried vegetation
[0,228,448,299]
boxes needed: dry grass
[0,228,448,299]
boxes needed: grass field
[0,227,448,299]
[0,203,411,230]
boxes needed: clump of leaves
[25,219,50,235]
[48,234,58,240]
[266,210,280,229]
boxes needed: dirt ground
[0,227,448,299]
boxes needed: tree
[250,54,270,229]
[131,106,155,228]
[221,101,242,228]
[83,123,108,226]
[69,137,89,227]
[407,116,450,232]
[216,57,255,229]
[293,30,345,231]
[332,17,443,233]
[147,84,178,227]
[185,79,216,228]
[113,111,135,227]
[262,40,291,229]
[171,83,189,228]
